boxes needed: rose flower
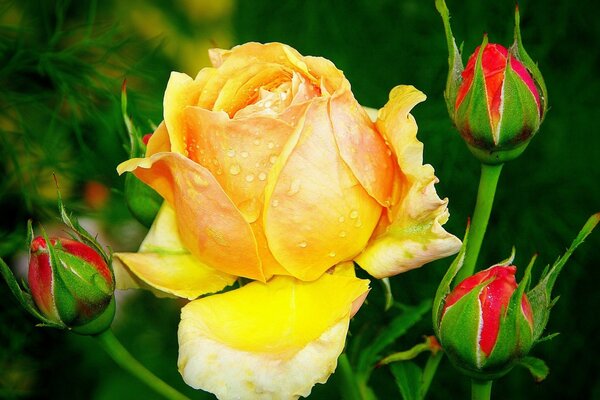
[115,42,460,399]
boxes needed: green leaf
[390,362,422,400]
[528,213,600,340]
[357,300,431,378]
[519,356,549,382]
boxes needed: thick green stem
[456,163,503,283]
[95,329,190,400]
[471,379,492,400]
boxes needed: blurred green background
[0,0,598,399]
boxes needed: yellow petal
[118,152,265,281]
[145,121,171,156]
[355,86,462,278]
[113,204,235,299]
[178,273,369,399]
[264,98,382,281]
[163,72,204,155]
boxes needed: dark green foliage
[1,0,599,399]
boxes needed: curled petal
[329,88,395,207]
[356,86,462,278]
[117,153,265,281]
[113,204,235,299]
[178,272,369,399]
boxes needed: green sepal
[435,0,464,117]
[454,35,494,147]
[121,80,162,228]
[0,248,65,329]
[438,282,485,373]
[496,54,541,148]
[519,356,549,383]
[52,248,113,325]
[527,213,600,341]
[510,6,548,119]
[432,224,469,336]
[56,188,113,276]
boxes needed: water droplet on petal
[229,164,241,175]
[328,251,337,257]
[298,241,308,248]
[258,172,267,181]
[272,199,280,207]
[226,149,236,157]
[354,220,363,228]
[241,151,249,158]
[267,141,275,149]
[245,174,255,182]
[339,231,347,238]
[287,179,301,196]
[253,139,261,146]
[338,216,345,223]
[349,210,359,219]
[269,155,278,164]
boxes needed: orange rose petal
[264,99,382,281]
[184,106,296,223]
[356,86,461,278]
[163,72,205,154]
[118,153,265,281]
[329,89,395,207]
[304,56,345,97]
[212,63,292,117]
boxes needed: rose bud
[28,236,116,334]
[437,265,534,379]
[437,1,548,164]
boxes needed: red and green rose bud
[438,265,534,379]
[28,236,116,334]
[436,1,548,164]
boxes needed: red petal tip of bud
[142,134,152,145]
[121,79,127,93]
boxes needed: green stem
[338,353,363,400]
[456,163,503,283]
[471,379,492,400]
[95,329,190,400]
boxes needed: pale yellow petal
[178,273,369,399]
[179,319,348,400]
[114,253,234,300]
[356,86,462,278]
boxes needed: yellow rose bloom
[115,42,461,399]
